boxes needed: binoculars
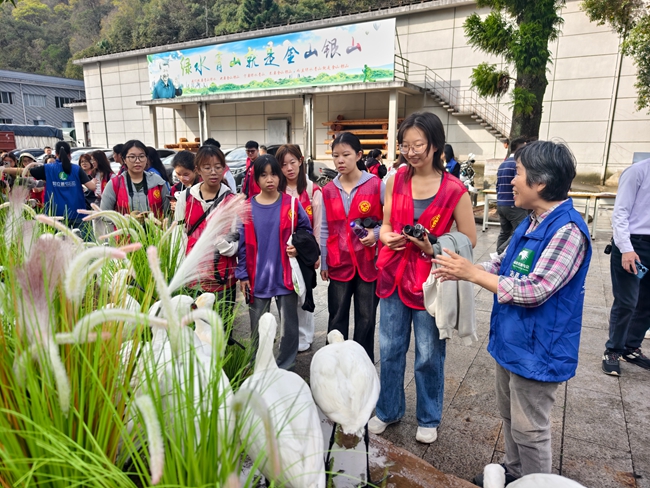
[403,224,438,245]
[354,217,382,228]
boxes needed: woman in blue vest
[5,141,95,239]
[431,140,592,486]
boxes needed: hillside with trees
[0,0,410,79]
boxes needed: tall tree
[238,0,281,30]
[464,0,565,140]
[582,0,650,111]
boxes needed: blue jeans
[375,291,446,428]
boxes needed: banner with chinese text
[146,18,396,99]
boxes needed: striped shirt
[496,156,516,206]
[480,201,588,307]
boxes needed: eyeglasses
[200,165,224,173]
[398,143,428,154]
[126,154,147,162]
[245,149,257,154]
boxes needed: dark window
[33,119,46,126]
[0,92,13,104]
[55,96,74,108]
[0,118,12,123]
[62,121,74,128]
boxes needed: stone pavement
[233,222,650,488]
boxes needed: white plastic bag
[288,196,306,302]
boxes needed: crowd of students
[1,111,600,486]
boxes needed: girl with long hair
[100,140,169,218]
[276,144,323,352]
[369,112,476,444]
[90,150,114,204]
[320,132,384,361]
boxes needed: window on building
[33,120,46,126]
[24,94,47,107]
[0,118,12,124]
[55,96,74,108]
[62,121,74,128]
[0,92,13,104]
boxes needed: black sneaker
[622,348,650,370]
[472,464,518,487]
[602,351,622,376]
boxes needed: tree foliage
[464,0,566,140]
[582,0,650,111]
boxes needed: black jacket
[292,228,320,312]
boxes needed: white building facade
[74,0,648,178]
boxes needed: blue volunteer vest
[487,199,592,382]
[44,161,87,222]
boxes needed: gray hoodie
[423,232,477,345]
[100,171,170,215]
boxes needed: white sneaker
[416,426,438,444]
[298,343,311,352]
[645,329,650,340]
[368,416,396,435]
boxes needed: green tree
[238,0,281,30]
[464,0,565,140]
[582,0,650,111]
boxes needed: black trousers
[497,205,529,254]
[606,237,650,353]
[327,272,378,362]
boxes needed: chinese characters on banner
[147,18,396,99]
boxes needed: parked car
[12,148,46,160]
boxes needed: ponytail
[55,141,72,174]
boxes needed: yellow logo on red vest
[153,189,161,200]
[358,201,371,214]
[305,205,313,216]
[288,209,294,221]
[430,214,441,229]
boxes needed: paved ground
[233,215,650,488]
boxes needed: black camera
[355,217,382,228]
[403,224,438,246]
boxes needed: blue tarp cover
[0,124,63,140]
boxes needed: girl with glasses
[174,145,239,319]
[100,139,169,218]
[369,111,476,444]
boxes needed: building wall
[0,79,83,129]
[79,0,650,176]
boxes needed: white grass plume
[167,194,247,294]
[135,394,165,485]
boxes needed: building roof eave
[136,81,424,108]
[74,0,475,66]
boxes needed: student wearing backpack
[365,148,388,179]
[277,144,323,352]
[174,145,238,317]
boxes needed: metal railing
[395,55,511,138]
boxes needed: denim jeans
[375,291,446,428]
[248,293,299,370]
[327,273,378,362]
[606,237,650,353]
[496,363,559,477]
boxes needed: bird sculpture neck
[255,320,277,373]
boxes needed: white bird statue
[483,464,587,488]
[310,330,380,487]
[238,313,325,488]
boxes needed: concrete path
[233,222,650,488]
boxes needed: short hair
[113,144,124,155]
[245,140,259,150]
[203,138,221,148]
[44,146,51,150]
[443,144,455,163]
[253,154,285,187]
[260,145,267,151]
[509,137,528,154]
[514,140,576,202]
[172,150,195,171]
[398,111,446,177]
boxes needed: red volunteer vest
[113,173,164,218]
[243,158,261,198]
[299,182,321,227]
[185,190,237,292]
[376,167,466,309]
[244,193,296,299]
[322,176,383,283]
